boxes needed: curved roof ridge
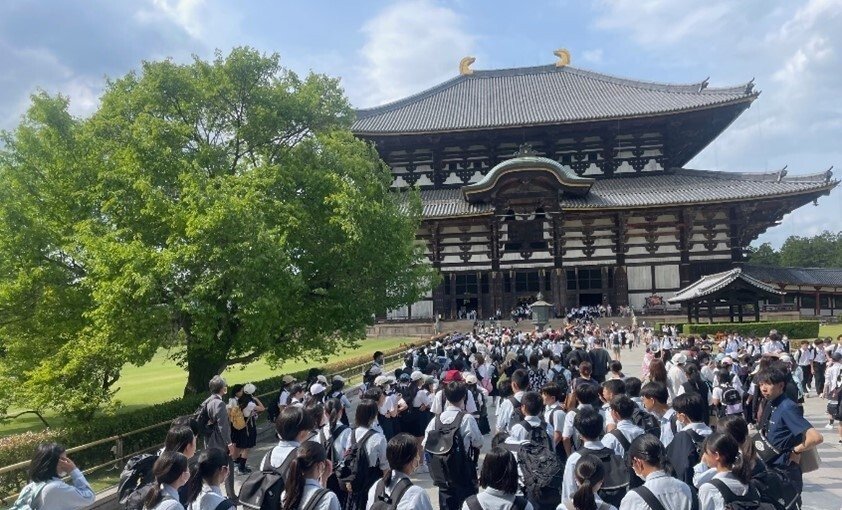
[673,168,782,181]
[744,264,842,272]
[354,64,755,119]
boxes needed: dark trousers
[814,362,826,396]
[800,364,813,393]
[225,457,236,500]
[438,485,477,510]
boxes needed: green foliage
[683,320,820,339]
[0,47,434,418]
[747,231,842,267]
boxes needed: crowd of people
[13,320,842,510]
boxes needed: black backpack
[751,465,799,510]
[417,353,430,371]
[706,479,777,510]
[630,407,661,438]
[336,430,376,493]
[239,448,298,510]
[370,478,413,510]
[721,383,742,407]
[508,396,525,427]
[510,421,563,508]
[193,397,216,436]
[608,429,631,454]
[592,447,630,508]
[465,495,528,510]
[118,453,158,510]
[425,412,475,488]
[396,383,420,413]
[326,423,348,465]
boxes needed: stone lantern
[531,292,553,331]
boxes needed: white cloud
[582,48,604,64]
[594,0,842,247]
[356,0,475,107]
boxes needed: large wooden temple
[351,52,839,320]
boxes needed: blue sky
[1,0,840,247]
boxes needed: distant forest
[746,231,842,268]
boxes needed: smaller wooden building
[668,268,784,323]
[744,265,842,318]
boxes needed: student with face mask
[13,443,95,510]
[619,435,692,510]
[281,441,341,510]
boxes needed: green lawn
[1,337,416,436]
[820,323,842,339]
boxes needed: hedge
[682,320,820,339]
[0,338,425,500]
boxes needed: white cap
[332,375,346,383]
[374,375,394,386]
[316,375,328,385]
[672,353,687,364]
[410,370,425,381]
[243,383,256,395]
[310,383,326,395]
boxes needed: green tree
[0,48,434,418]
[745,242,781,266]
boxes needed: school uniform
[560,440,608,502]
[424,405,483,510]
[462,487,534,510]
[543,402,566,447]
[601,419,644,457]
[510,415,555,443]
[187,484,227,510]
[618,470,692,510]
[269,439,301,469]
[30,469,96,510]
[656,408,678,447]
[281,479,341,510]
[561,403,593,447]
[698,472,749,510]
[431,388,478,415]
[366,471,434,510]
[149,484,185,510]
[343,425,389,510]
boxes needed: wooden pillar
[476,271,484,320]
[601,266,610,306]
[490,216,502,317]
[687,303,692,324]
[815,289,821,316]
[614,213,629,306]
[738,305,744,322]
[679,210,692,287]
[694,302,700,323]
[729,305,734,322]
[754,301,761,322]
[729,205,743,266]
[707,303,714,324]
[449,274,457,320]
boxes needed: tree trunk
[183,336,229,396]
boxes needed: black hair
[520,391,543,417]
[609,395,636,420]
[754,367,788,386]
[717,415,757,466]
[305,401,325,428]
[373,351,384,360]
[29,443,64,482]
[283,441,327,510]
[490,431,509,450]
[275,405,317,441]
[444,381,467,405]
[330,378,345,393]
[289,383,305,397]
[479,447,519,494]
[672,393,706,423]
[541,381,565,401]
[171,415,201,437]
[575,383,601,406]
[230,384,244,398]
[602,378,626,397]
[640,381,669,404]
[683,364,707,394]
[355,399,379,427]
[383,433,418,485]
[362,387,384,403]
[145,451,188,509]
[703,432,753,484]
[572,454,604,510]
[624,377,642,398]
[628,434,667,470]
[579,361,593,377]
[325,398,344,431]
[186,447,227,504]
[573,407,604,441]
[511,369,529,391]
[164,425,195,454]
[610,360,623,373]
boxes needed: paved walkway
[236,343,842,510]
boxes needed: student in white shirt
[495,369,529,433]
[562,384,602,456]
[619,434,692,510]
[462,448,534,510]
[541,382,567,449]
[561,453,617,510]
[602,396,644,457]
[344,399,389,510]
[509,391,555,442]
[281,441,341,510]
[697,433,756,510]
[146,452,191,510]
[367,433,434,510]
[16,443,95,510]
[561,408,614,503]
[186,448,231,510]
[269,406,318,471]
[640,382,678,447]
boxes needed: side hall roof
[667,268,783,304]
[743,265,842,288]
[353,64,758,135]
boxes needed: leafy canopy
[746,231,842,268]
[0,47,434,418]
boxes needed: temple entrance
[578,292,603,306]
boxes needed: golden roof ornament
[554,48,571,67]
[459,56,475,75]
